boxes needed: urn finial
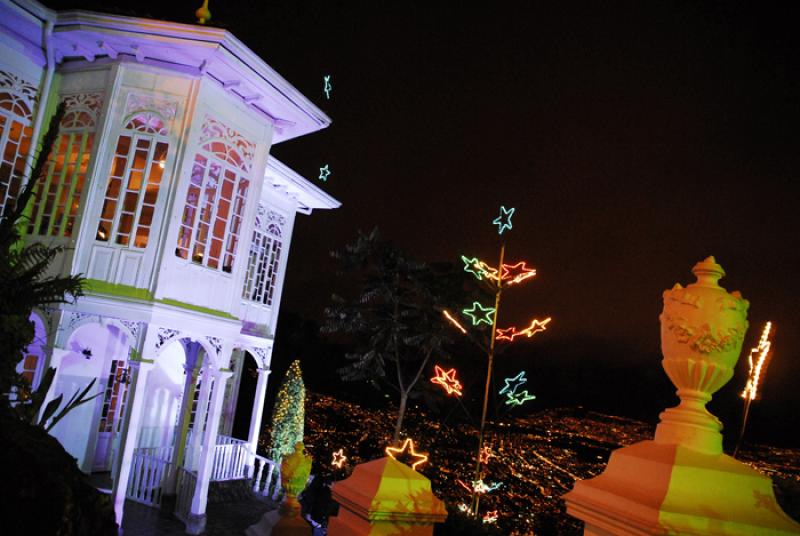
[691,256,725,288]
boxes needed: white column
[187,367,213,471]
[186,369,232,534]
[247,368,271,456]
[110,357,154,527]
[162,341,202,498]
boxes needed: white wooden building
[1,0,339,532]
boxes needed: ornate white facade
[1,0,339,532]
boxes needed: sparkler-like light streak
[499,371,527,395]
[734,321,775,458]
[741,321,773,401]
[505,389,536,406]
[462,301,496,326]
[385,438,428,470]
[496,317,552,342]
[492,205,515,235]
[442,309,468,334]
[458,503,472,514]
[331,449,347,468]
[430,365,463,396]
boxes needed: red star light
[430,365,463,396]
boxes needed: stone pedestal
[564,257,800,535]
[328,457,447,536]
[247,442,312,536]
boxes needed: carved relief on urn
[655,256,749,454]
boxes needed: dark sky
[47,1,800,439]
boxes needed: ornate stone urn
[279,442,312,516]
[655,256,749,454]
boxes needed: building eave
[265,157,340,214]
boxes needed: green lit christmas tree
[268,360,306,465]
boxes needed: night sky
[47,1,800,443]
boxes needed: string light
[506,390,536,406]
[741,321,773,401]
[385,438,428,470]
[430,365,463,396]
[318,164,331,182]
[323,75,332,99]
[499,371,527,395]
[462,301,496,326]
[442,310,468,335]
[482,511,499,524]
[492,205,515,235]
[331,448,347,468]
[496,317,552,342]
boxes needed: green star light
[505,390,535,406]
[492,205,515,235]
[462,301,496,326]
[461,255,485,280]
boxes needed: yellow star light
[385,438,428,470]
[331,448,347,468]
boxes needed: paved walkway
[121,497,277,536]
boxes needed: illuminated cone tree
[268,360,306,465]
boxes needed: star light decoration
[462,301,496,326]
[331,448,347,468]
[482,511,499,524]
[492,205,515,235]
[461,256,536,287]
[496,317,552,342]
[457,479,503,494]
[430,365,463,396]
[506,390,536,406]
[323,74,332,99]
[385,438,428,470]
[318,164,331,182]
[499,371,527,395]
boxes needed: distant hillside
[261,391,800,536]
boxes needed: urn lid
[690,256,725,289]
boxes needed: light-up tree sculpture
[442,206,551,519]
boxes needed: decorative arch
[153,327,220,370]
[62,314,137,354]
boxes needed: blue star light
[492,206,515,235]
[499,371,527,395]
[462,301,496,326]
[505,390,536,406]
[323,75,332,99]
[319,164,331,182]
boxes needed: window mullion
[109,133,139,241]
[45,133,76,236]
[129,136,158,247]
[56,131,88,236]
